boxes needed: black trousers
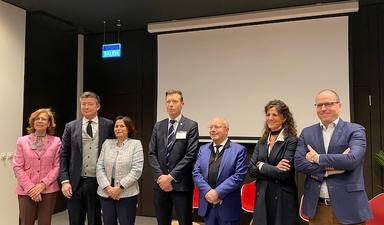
[100,195,137,225]
[67,177,101,225]
[153,189,193,225]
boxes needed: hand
[276,159,291,171]
[108,186,122,200]
[31,193,42,202]
[306,145,319,163]
[157,175,173,192]
[343,148,350,154]
[28,182,46,199]
[205,189,219,204]
[61,182,73,199]
[326,169,345,176]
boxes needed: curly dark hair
[260,99,297,141]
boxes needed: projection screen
[157,16,350,140]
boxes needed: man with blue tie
[60,91,114,225]
[148,89,199,225]
[193,117,247,225]
[294,89,372,225]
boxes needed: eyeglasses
[314,101,339,109]
[208,125,226,130]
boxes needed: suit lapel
[75,119,83,153]
[161,119,169,151]
[203,144,213,179]
[98,117,105,150]
[257,140,268,163]
[327,119,345,154]
[217,141,231,180]
[314,125,326,154]
[268,141,284,164]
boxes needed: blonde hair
[27,108,56,135]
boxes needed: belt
[318,197,331,206]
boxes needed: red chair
[241,181,256,225]
[241,181,256,213]
[367,193,384,225]
[193,185,199,209]
[299,195,309,222]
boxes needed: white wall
[0,1,26,224]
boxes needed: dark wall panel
[351,5,384,197]
[24,12,78,212]
[84,29,157,216]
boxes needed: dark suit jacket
[148,115,199,191]
[294,119,372,224]
[60,116,114,191]
[192,140,247,221]
[249,136,299,225]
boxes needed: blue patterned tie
[166,119,176,168]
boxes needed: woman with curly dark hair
[248,100,300,225]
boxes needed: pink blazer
[13,134,61,195]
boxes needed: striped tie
[166,119,176,168]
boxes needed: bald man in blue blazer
[294,89,372,225]
[193,117,247,225]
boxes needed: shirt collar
[168,114,182,123]
[115,138,129,146]
[214,138,228,148]
[83,116,98,124]
[320,117,339,130]
[267,128,285,144]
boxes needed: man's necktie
[214,145,222,161]
[87,120,93,138]
[166,119,176,168]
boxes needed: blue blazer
[59,116,114,191]
[192,140,247,221]
[148,116,199,191]
[294,119,372,224]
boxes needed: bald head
[209,117,229,144]
[315,89,341,127]
[316,89,340,102]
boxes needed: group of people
[12,89,372,225]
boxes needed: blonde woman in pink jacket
[13,108,61,225]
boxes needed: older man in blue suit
[193,117,247,225]
[294,89,372,225]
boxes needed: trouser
[309,202,366,225]
[153,189,193,225]
[67,177,101,225]
[18,192,57,225]
[100,195,137,225]
[204,204,240,225]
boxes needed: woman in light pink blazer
[13,108,61,225]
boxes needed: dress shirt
[168,114,182,132]
[319,117,339,199]
[82,116,99,138]
[214,138,228,154]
